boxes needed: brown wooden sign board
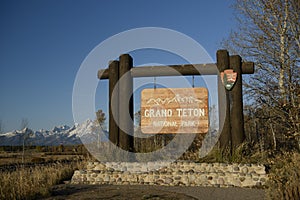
[141,88,209,134]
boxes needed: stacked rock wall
[71,162,268,187]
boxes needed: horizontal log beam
[132,63,217,77]
[241,62,255,74]
[98,62,254,79]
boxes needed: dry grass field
[0,162,84,199]
[0,146,88,200]
[0,152,81,166]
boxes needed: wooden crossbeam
[98,62,254,79]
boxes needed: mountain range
[146,94,203,105]
[0,120,108,146]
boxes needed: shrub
[266,152,300,200]
[198,142,267,164]
[31,157,45,163]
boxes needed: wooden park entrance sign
[98,50,254,152]
[141,88,208,134]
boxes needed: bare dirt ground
[43,184,265,200]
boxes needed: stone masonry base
[71,162,268,187]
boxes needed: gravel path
[44,184,265,200]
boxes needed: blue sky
[0,0,236,132]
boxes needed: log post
[108,60,120,146]
[230,55,245,147]
[217,50,231,152]
[119,54,134,152]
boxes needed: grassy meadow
[0,145,89,199]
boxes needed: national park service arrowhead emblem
[220,69,237,90]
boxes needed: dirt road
[44,184,265,200]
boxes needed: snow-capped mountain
[0,120,108,146]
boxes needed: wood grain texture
[217,50,231,150]
[108,60,119,146]
[141,88,209,134]
[98,62,254,79]
[230,55,245,147]
[118,54,134,152]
